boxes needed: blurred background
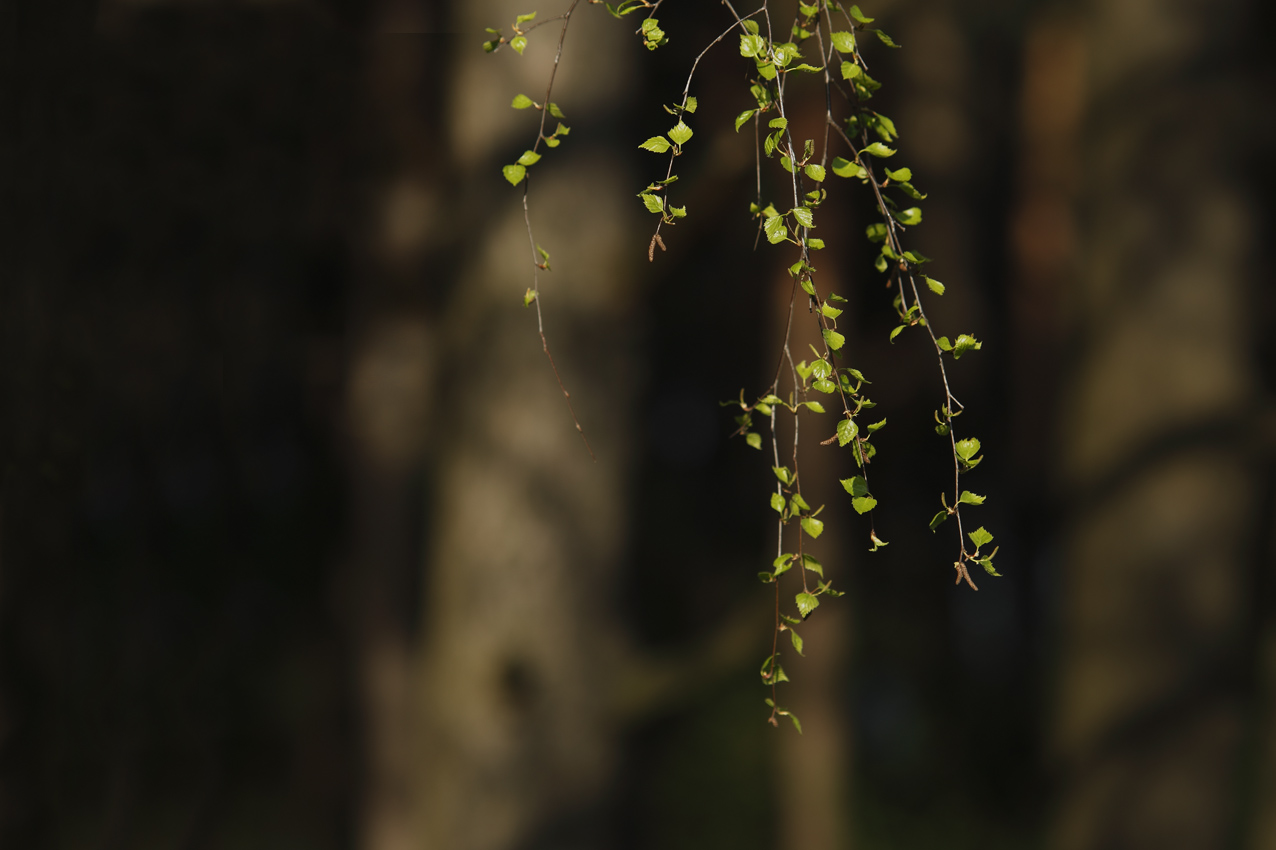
[3,0,1274,848]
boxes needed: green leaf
[746,432,763,450]
[925,276,945,295]
[790,629,804,655]
[805,164,826,182]
[769,117,788,130]
[822,328,845,351]
[865,222,888,242]
[684,96,698,113]
[795,592,819,618]
[968,526,994,548]
[734,109,756,132]
[955,438,981,461]
[813,379,835,393]
[510,35,528,54]
[874,29,900,48]
[804,401,826,414]
[786,711,803,734]
[841,60,862,80]
[773,554,794,575]
[959,490,986,505]
[483,39,500,53]
[862,142,896,158]
[669,205,687,218]
[639,193,665,214]
[848,5,875,23]
[503,163,527,185]
[791,206,814,228]
[889,325,906,342]
[524,287,537,307]
[511,94,535,109]
[517,149,541,166]
[771,491,785,513]
[639,136,671,153]
[952,334,982,359]
[936,336,953,351]
[773,466,792,485]
[884,166,912,182]
[830,30,856,52]
[895,207,922,226]
[547,102,565,119]
[764,215,787,244]
[790,63,823,73]
[667,121,693,146]
[831,156,863,178]
[929,510,948,531]
[821,302,842,319]
[515,11,537,23]
[841,475,869,496]
[801,516,824,539]
[740,33,765,57]
[802,554,824,577]
[808,237,826,249]
[903,250,932,265]
[866,418,886,433]
[836,419,859,447]
[980,558,1002,577]
[810,358,832,380]
[780,155,797,174]
[852,495,878,514]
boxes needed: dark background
[3,1,1274,848]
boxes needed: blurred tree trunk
[400,4,640,849]
[1050,0,1269,846]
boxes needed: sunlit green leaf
[801,516,824,538]
[821,302,842,319]
[792,206,814,228]
[795,592,819,618]
[503,163,527,185]
[771,491,785,513]
[822,329,845,350]
[734,109,756,132]
[802,554,824,577]
[926,276,945,295]
[515,12,536,23]
[746,432,763,450]
[830,31,855,52]
[764,215,787,244]
[852,495,877,514]
[510,35,528,54]
[684,96,698,113]
[862,142,896,158]
[805,164,826,182]
[968,526,994,548]
[639,193,664,213]
[511,94,535,109]
[849,5,874,23]
[959,490,986,505]
[841,475,869,496]
[517,149,541,166]
[790,629,804,655]
[667,121,693,146]
[841,61,862,80]
[831,156,863,178]
[837,419,859,447]
[929,510,948,531]
[889,325,906,342]
[955,438,981,461]
[740,33,765,57]
[884,166,912,182]
[773,466,792,485]
[639,136,671,153]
